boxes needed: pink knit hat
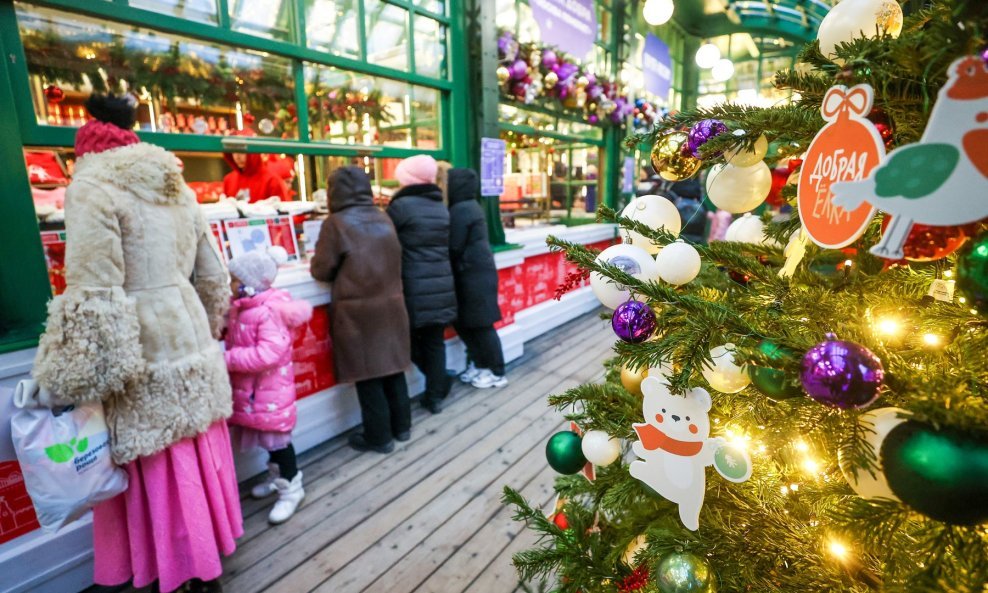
[395,155,438,186]
[75,120,140,157]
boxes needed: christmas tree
[503,1,988,592]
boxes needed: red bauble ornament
[552,512,569,530]
[243,113,256,125]
[44,84,64,103]
[867,108,895,149]
[765,166,790,207]
[879,216,976,262]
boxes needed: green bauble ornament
[882,420,988,525]
[747,340,802,402]
[546,431,587,475]
[956,230,988,314]
[656,552,715,593]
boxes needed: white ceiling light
[695,42,721,69]
[642,0,674,26]
[711,58,735,82]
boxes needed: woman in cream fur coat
[33,94,241,593]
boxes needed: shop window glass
[308,156,403,207]
[229,0,294,42]
[414,0,445,16]
[15,4,297,138]
[365,0,409,72]
[304,0,360,58]
[304,63,441,149]
[495,0,517,30]
[414,16,447,79]
[129,0,218,23]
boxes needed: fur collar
[73,142,194,205]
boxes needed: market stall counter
[0,222,617,593]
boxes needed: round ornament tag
[798,84,886,249]
[713,441,752,483]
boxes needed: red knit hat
[74,120,140,157]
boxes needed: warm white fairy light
[828,539,850,561]
[944,270,954,279]
[875,316,902,337]
[802,458,821,475]
[922,333,942,347]
[794,440,810,453]
[789,483,799,492]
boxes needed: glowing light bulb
[802,458,820,475]
[695,43,720,69]
[780,485,789,495]
[789,483,799,492]
[711,58,735,82]
[794,440,810,453]
[944,270,953,279]
[642,0,674,25]
[828,539,850,561]
[922,333,942,347]
[876,317,901,337]
[843,259,853,268]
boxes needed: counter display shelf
[0,222,617,593]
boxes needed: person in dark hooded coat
[446,169,507,388]
[387,155,458,413]
[311,166,412,453]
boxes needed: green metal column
[470,0,506,245]
[602,0,626,211]
[681,36,701,111]
[0,1,51,351]
[448,0,472,168]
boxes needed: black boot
[348,433,395,454]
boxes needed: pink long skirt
[92,421,244,593]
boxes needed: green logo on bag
[44,437,89,463]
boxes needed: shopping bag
[10,380,128,532]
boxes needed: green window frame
[0,0,470,352]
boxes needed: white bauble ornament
[654,240,701,286]
[817,0,903,58]
[619,195,682,254]
[590,244,659,309]
[724,132,768,168]
[725,214,775,246]
[706,161,772,214]
[839,407,909,501]
[701,343,750,393]
[581,430,621,467]
[346,121,361,135]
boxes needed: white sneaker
[268,471,304,524]
[250,463,280,499]
[459,362,481,383]
[472,369,508,389]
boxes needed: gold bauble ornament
[577,75,589,88]
[496,66,510,84]
[530,50,542,68]
[544,71,559,89]
[620,364,649,396]
[650,131,702,181]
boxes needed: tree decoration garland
[496,30,657,128]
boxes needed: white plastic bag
[10,380,128,532]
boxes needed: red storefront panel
[292,305,336,399]
[0,461,40,546]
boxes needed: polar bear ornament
[629,377,752,531]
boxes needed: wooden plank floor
[124,310,613,593]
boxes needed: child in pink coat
[225,247,313,524]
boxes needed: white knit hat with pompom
[228,246,288,293]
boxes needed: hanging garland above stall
[497,30,661,130]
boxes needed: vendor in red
[222,131,289,203]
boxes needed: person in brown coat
[310,166,412,454]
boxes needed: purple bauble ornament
[800,334,884,409]
[588,113,599,124]
[612,300,657,343]
[981,46,988,65]
[687,119,728,158]
[587,84,603,100]
[542,49,558,69]
[510,59,529,80]
[498,33,519,61]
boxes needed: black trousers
[355,372,411,446]
[455,324,505,376]
[411,324,450,402]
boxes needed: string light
[875,316,902,337]
[802,458,821,475]
[922,333,942,347]
[828,538,850,562]
[944,270,954,279]
[794,440,810,453]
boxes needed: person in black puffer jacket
[387,155,457,413]
[446,168,507,389]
